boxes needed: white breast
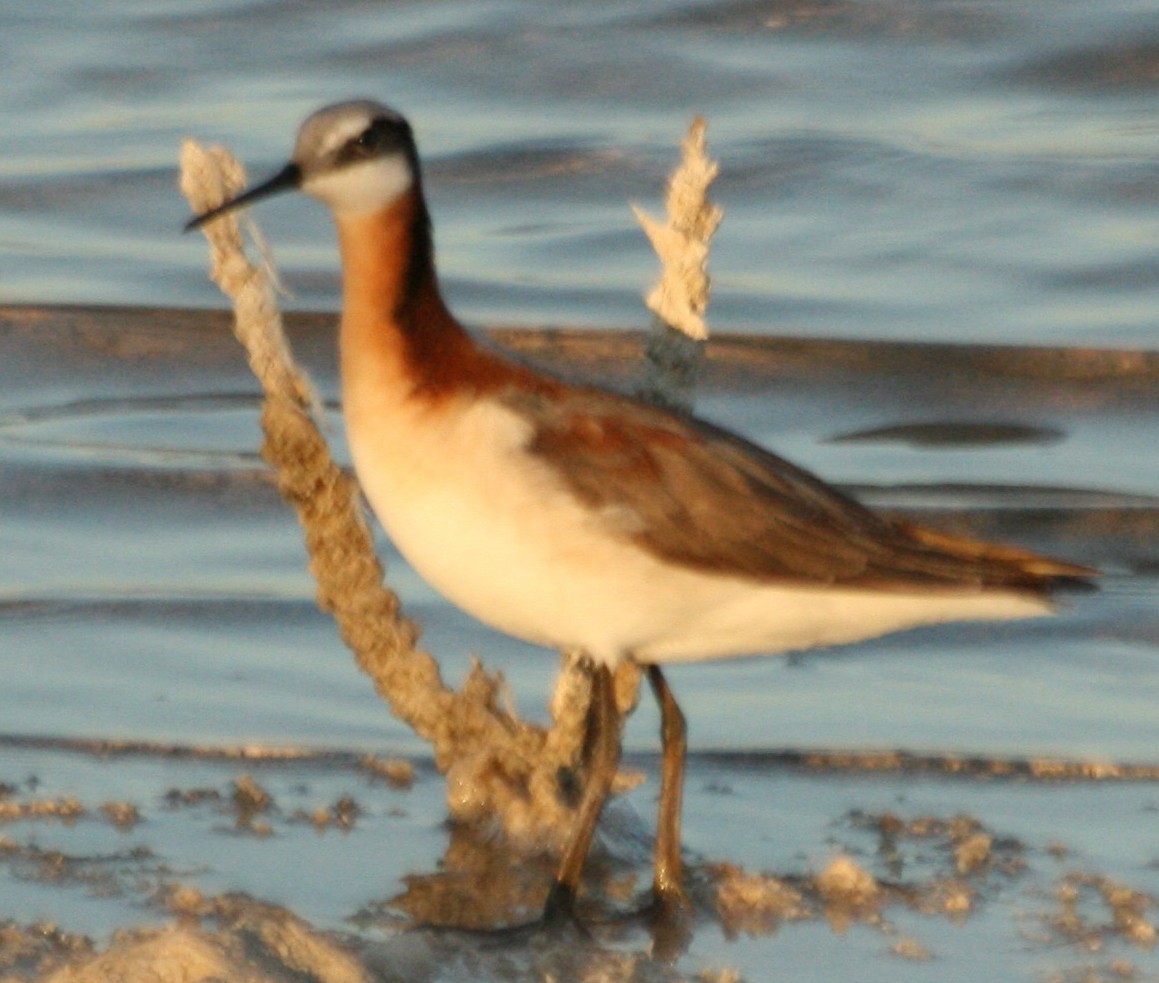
[345,395,617,648]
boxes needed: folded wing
[514,385,1094,596]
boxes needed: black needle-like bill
[183,162,302,232]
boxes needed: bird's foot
[645,883,694,962]
[651,874,692,915]
[541,880,576,926]
[539,880,595,939]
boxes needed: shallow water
[2,308,1154,758]
[2,307,1157,980]
[1,1,1158,980]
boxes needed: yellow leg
[543,662,621,922]
[647,665,689,908]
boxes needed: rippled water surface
[1,2,1158,981]
[4,0,1159,344]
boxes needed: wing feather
[511,385,1093,595]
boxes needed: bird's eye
[335,116,408,166]
[347,117,407,159]
[355,126,385,153]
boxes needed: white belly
[345,396,1049,667]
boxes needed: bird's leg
[543,661,621,923]
[647,664,689,909]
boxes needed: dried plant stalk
[633,117,722,411]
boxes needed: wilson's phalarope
[187,99,1094,921]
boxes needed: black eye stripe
[338,116,409,163]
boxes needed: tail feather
[897,521,1097,596]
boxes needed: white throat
[302,154,413,215]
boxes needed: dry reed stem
[632,117,722,342]
[633,117,722,411]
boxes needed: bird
[186,99,1095,923]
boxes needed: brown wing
[511,385,1095,596]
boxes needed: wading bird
[187,100,1094,922]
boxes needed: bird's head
[186,99,418,230]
